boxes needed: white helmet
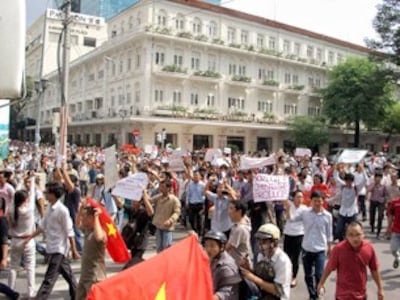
[255,223,280,240]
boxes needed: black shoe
[393,258,399,269]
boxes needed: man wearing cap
[240,223,292,300]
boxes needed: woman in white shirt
[283,190,308,287]
[8,188,36,298]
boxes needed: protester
[25,181,80,300]
[75,202,107,300]
[240,223,292,300]
[367,172,389,239]
[203,230,242,300]
[186,170,205,235]
[318,221,384,300]
[386,195,400,269]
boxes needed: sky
[27,0,383,46]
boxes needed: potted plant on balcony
[231,75,251,83]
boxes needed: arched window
[157,10,167,27]
[192,17,202,34]
[175,13,185,31]
[208,21,217,37]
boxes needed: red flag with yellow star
[87,197,131,263]
[86,235,213,300]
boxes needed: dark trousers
[79,180,88,197]
[302,250,325,300]
[0,282,19,300]
[36,253,77,300]
[188,203,204,235]
[370,201,385,235]
[358,195,366,219]
[336,214,357,241]
[283,234,303,278]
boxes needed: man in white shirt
[25,181,80,300]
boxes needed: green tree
[287,116,329,149]
[321,57,393,147]
[381,101,400,141]
[367,0,400,66]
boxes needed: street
[1,221,399,299]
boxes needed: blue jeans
[302,250,326,300]
[336,214,357,241]
[391,233,400,259]
[155,228,172,253]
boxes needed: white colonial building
[24,0,391,153]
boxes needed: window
[328,51,334,64]
[284,104,297,115]
[136,12,142,26]
[158,10,167,26]
[121,21,125,34]
[228,97,245,109]
[173,91,182,104]
[154,89,164,102]
[191,93,199,105]
[77,102,82,112]
[308,106,321,116]
[119,59,123,74]
[208,54,216,71]
[136,49,141,68]
[209,21,217,37]
[229,63,237,75]
[135,83,141,103]
[83,37,96,47]
[207,94,215,106]
[126,88,131,104]
[292,74,299,84]
[192,17,202,34]
[283,40,290,54]
[118,88,124,105]
[316,48,322,62]
[308,77,315,87]
[257,34,264,48]
[111,62,116,76]
[69,104,76,114]
[294,43,301,56]
[307,45,314,58]
[97,70,104,79]
[191,53,200,70]
[111,30,117,38]
[258,68,265,80]
[267,70,274,80]
[268,37,276,50]
[337,53,343,63]
[94,97,103,109]
[88,73,95,82]
[315,78,321,87]
[241,30,248,44]
[257,101,273,112]
[284,72,291,84]
[71,35,78,45]
[129,16,134,29]
[227,27,236,43]
[174,54,183,66]
[175,14,185,30]
[155,51,165,65]
[127,54,132,71]
[238,65,246,76]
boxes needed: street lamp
[34,78,48,154]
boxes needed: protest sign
[253,174,289,202]
[240,156,276,170]
[112,172,148,201]
[168,157,186,172]
[205,149,222,162]
[338,149,368,164]
[104,145,119,190]
[144,145,153,154]
[295,148,312,157]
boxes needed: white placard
[253,174,290,202]
[211,157,229,167]
[240,156,276,170]
[104,145,119,190]
[295,148,312,157]
[168,157,186,172]
[338,149,368,164]
[112,172,149,201]
[144,145,153,154]
[205,149,222,162]
[172,149,187,157]
[223,147,232,155]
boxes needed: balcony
[152,105,187,117]
[231,75,252,83]
[192,70,221,79]
[262,80,279,87]
[161,65,188,74]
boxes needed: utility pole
[59,0,71,160]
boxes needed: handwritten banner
[104,145,119,190]
[205,149,222,162]
[112,172,148,201]
[253,174,290,202]
[168,157,186,172]
[338,149,368,164]
[295,148,312,157]
[240,156,276,170]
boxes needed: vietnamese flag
[87,235,213,300]
[87,197,131,263]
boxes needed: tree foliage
[287,116,329,149]
[321,57,393,147]
[381,101,400,138]
[367,0,400,66]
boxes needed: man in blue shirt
[285,191,333,300]
[186,171,205,236]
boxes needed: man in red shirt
[386,197,400,269]
[317,221,384,300]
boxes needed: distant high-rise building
[80,0,221,19]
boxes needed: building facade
[24,0,392,153]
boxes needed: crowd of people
[0,141,399,299]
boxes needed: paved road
[1,221,399,299]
